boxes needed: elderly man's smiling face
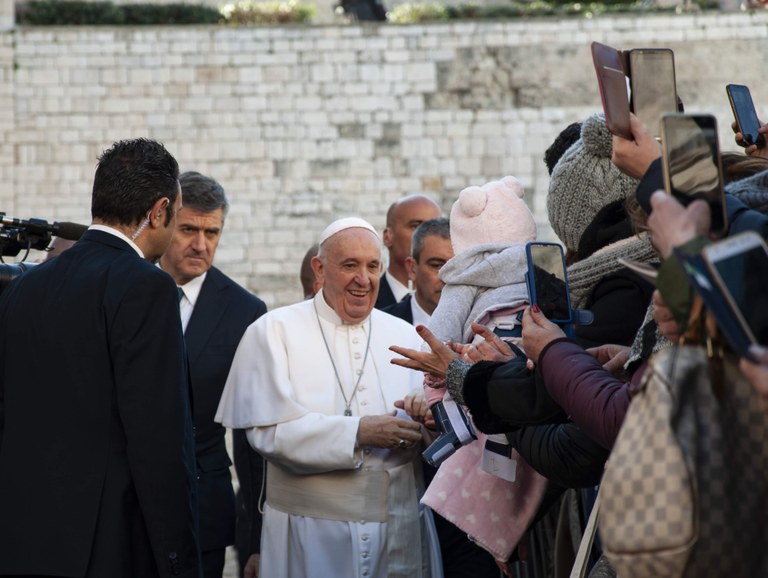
[312,228,382,324]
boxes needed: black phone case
[726,84,765,148]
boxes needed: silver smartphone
[629,48,678,139]
[660,113,727,237]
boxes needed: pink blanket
[421,431,548,561]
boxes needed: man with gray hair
[216,217,438,578]
[159,171,267,578]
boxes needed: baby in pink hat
[421,176,548,563]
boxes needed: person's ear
[310,256,325,285]
[149,197,170,227]
[405,256,417,282]
[382,227,393,249]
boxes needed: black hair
[411,217,450,262]
[91,138,180,227]
[544,122,582,175]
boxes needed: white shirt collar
[409,294,431,327]
[177,271,207,308]
[385,270,411,303]
[89,224,144,258]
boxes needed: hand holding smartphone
[726,84,765,149]
[590,43,679,141]
[660,113,728,237]
[679,232,768,361]
[525,242,572,325]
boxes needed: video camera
[0,212,87,297]
[0,213,87,258]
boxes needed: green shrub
[122,3,222,24]
[391,0,660,21]
[18,0,125,25]
[388,2,449,22]
[220,0,315,24]
[13,0,712,26]
[17,0,223,24]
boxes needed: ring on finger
[398,439,407,448]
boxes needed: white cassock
[216,289,440,578]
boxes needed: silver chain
[313,300,372,416]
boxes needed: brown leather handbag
[599,305,768,577]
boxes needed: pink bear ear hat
[449,175,538,256]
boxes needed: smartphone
[726,84,765,148]
[597,65,632,140]
[660,113,728,237]
[628,48,678,139]
[525,242,572,325]
[591,41,631,140]
[702,232,768,356]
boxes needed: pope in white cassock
[216,217,440,578]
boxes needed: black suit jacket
[382,293,413,324]
[0,230,200,578]
[184,266,266,553]
[374,274,397,309]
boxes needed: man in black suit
[0,138,201,578]
[159,171,267,578]
[383,217,452,324]
[375,194,441,309]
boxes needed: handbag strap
[679,295,706,346]
[678,296,726,402]
[569,491,601,578]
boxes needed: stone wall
[2,13,768,306]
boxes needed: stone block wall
[2,13,768,306]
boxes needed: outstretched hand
[463,323,517,363]
[390,325,459,378]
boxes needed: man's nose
[354,270,372,287]
[191,232,206,252]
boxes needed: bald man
[376,195,442,309]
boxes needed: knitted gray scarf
[726,167,768,213]
[567,233,659,309]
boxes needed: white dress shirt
[177,272,206,333]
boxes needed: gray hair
[178,171,229,217]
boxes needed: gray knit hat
[546,113,639,254]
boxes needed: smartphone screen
[661,113,727,236]
[629,49,678,138]
[705,233,768,346]
[526,243,572,324]
[727,84,765,148]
